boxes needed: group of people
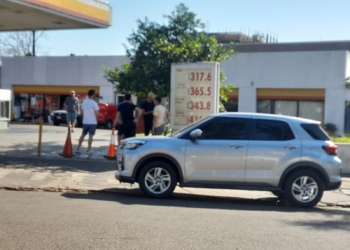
[63,89,169,155]
[114,92,170,143]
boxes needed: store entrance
[59,95,69,110]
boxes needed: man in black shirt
[113,94,142,139]
[141,92,155,136]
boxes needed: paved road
[0,190,350,250]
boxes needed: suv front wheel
[138,161,177,198]
[284,170,325,208]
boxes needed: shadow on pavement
[0,155,116,173]
[0,141,110,160]
[0,142,64,156]
[61,190,350,231]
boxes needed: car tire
[105,120,113,130]
[138,161,177,198]
[284,170,325,208]
[53,121,60,126]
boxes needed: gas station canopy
[0,0,112,31]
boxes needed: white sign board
[170,62,220,130]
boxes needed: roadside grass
[331,134,350,143]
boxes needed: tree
[104,3,235,109]
[0,31,46,56]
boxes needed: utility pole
[32,30,36,56]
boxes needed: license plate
[56,116,61,119]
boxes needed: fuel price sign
[170,62,220,130]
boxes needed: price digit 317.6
[188,72,211,82]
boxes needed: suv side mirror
[190,129,202,139]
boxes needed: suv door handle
[230,143,244,148]
[284,144,298,149]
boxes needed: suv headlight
[124,140,146,150]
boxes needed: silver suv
[115,113,342,208]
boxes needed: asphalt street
[0,190,350,250]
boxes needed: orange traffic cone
[104,129,117,160]
[59,127,75,158]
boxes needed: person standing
[64,90,80,132]
[113,93,142,139]
[116,100,124,144]
[153,96,170,135]
[76,90,99,155]
[141,92,155,136]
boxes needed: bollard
[37,116,43,156]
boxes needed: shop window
[299,101,324,122]
[257,100,272,114]
[275,100,297,117]
[0,101,10,119]
[45,95,59,113]
[223,98,238,112]
[345,102,350,133]
[257,100,324,122]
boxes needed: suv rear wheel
[284,170,324,208]
[138,161,177,198]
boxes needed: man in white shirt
[76,89,99,155]
[153,96,170,135]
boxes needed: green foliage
[324,122,338,132]
[104,3,235,104]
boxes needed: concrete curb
[0,153,115,163]
[1,185,349,208]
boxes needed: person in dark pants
[116,101,124,144]
[141,92,155,136]
[113,94,142,139]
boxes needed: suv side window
[199,118,248,140]
[252,119,295,141]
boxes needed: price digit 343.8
[188,101,211,110]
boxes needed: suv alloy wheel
[138,161,177,198]
[284,170,325,208]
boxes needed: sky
[39,0,350,56]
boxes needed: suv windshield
[171,116,212,137]
[301,123,330,140]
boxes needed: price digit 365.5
[188,87,211,96]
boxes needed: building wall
[221,50,347,134]
[1,51,349,133]
[1,56,129,103]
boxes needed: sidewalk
[0,156,350,208]
[0,124,115,160]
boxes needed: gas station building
[0,0,113,127]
